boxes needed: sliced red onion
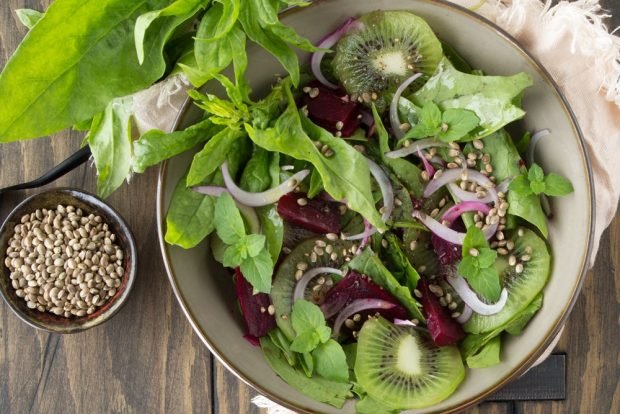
[192,186,260,233]
[418,149,436,178]
[448,183,496,204]
[221,162,310,207]
[344,159,394,240]
[389,73,423,139]
[385,138,447,159]
[496,177,514,194]
[332,299,396,338]
[456,304,473,324]
[393,318,418,327]
[359,219,373,249]
[310,18,362,89]
[526,128,550,166]
[413,210,497,244]
[446,275,508,316]
[441,201,491,224]
[425,167,499,207]
[293,267,344,302]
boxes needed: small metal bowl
[0,188,137,333]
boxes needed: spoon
[0,146,92,197]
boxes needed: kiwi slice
[271,237,354,341]
[332,10,443,110]
[465,228,551,334]
[355,317,465,409]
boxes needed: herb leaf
[239,248,273,294]
[186,128,245,186]
[543,173,574,196]
[291,300,328,335]
[312,339,350,382]
[214,193,246,244]
[439,108,479,142]
[458,227,501,301]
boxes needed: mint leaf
[477,248,497,268]
[466,267,501,302]
[544,173,574,196]
[290,330,320,353]
[292,299,328,334]
[528,163,545,183]
[438,108,480,142]
[298,352,314,377]
[312,339,349,382]
[530,179,546,195]
[239,248,273,294]
[420,101,442,128]
[458,255,480,278]
[462,226,488,250]
[222,242,247,267]
[245,234,266,257]
[316,325,332,344]
[508,174,532,196]
[214,192,246,244]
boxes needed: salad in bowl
[162,8,574,413]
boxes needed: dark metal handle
[0,146,92,196]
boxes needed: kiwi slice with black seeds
[464,228,551,334]
[271,237,353,341]
[355,316,465,410]
[332,10,443,111]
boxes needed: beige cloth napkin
[129,0,620,411]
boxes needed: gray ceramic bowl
[0,188,137,333]
[157,0,594,412]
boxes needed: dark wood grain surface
[0,1,618,413]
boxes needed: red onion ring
[495,177,514,194]
[332,299,396,338]
[385,138,448,159]
[446,275,508,316]
[418,149,436,178]
[412,210,497,244]
[389,73,423,139]
[293,267,344,302]
[310,18,362,89]
[440,201,491,224]
[221,162,310,207]
[526,128,550,167]
[425,167,498,207]
[456,304,473,324]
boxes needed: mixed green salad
[0,1,574,412]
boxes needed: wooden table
[0,1,618,413]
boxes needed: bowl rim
[156,0,595,412]
[0,187,138,334]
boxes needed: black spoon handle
[0,146,92,196]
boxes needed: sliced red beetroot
[418,279,464,346]
[235,268,276,338]
[277,192,341,234]
[431,220,465,266]
[303,81,360,137]
[321,272,407,322]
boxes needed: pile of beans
[3,205,124,317]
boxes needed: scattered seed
[413,289,422,298]
[469,248,479,257]
[497,248,509,255]
[308,88,319,98]
[521,254,531,262]
[267,305,275,315]
[326,233,338,241]
[515,263,524,274]
[473,139,484,150]
[518,228,525,237]
[451,312,461,318]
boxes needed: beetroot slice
[417,279,464,346]
[277,192,341,234]
[431,220,465,266]
[235,268,276,338]
[303,81,361,137]
[321,272,407,322]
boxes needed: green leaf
[239,2,300,86]
[194,15,244,78]
[258,206,284,263]
[291,299,328,334]
[290,330,320,353]
[418,102,442,130]
[214,192,246,244]
[504,293,543,335]
[348,248,425,322]
[528,164,545,183]
[508,190,548,237]
[245,83,385,230]
[222,242,247,267]
[239,248,273,294]
[307,169,324,199]
[260,336,353,408]
[480,130,522,181]
[165,174,216,248]
[240,147,275,192]
[245,234,266,257]
[267,23,319,53]
[356,395,400,414]
[466,335,501,368]
[316,326,332,344]
[466,267,501,302]
[530,180,546,195]
[298,352,314,377]
[412,58,532,139]
[439,108,480,142]
[87,97,134,199]
[381,233,421,292]
[544,173,574,196]
[132,119,218,173]
[135,0,206,64]
[15,9,44,29]
[267,328,296,366]
[188,90,243,123]
[459,227,500,301]
[186,128,245,186]
[195,0,240,42]
[457,255,480,278]
[477,248,498,268]
[312,339,350,382]
[462,226,488,250]
[0,0,192,141]
[508,174,533,196]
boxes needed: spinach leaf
[348,247,424,322]
[195,0,239,42]
[240,147,274,192]
[412,58,532,139]
[86,97,133,199]
[466,335,501,368]
[258,206,284,263]
[135,0,207,64]
[381,233,421,292]
[132,119,219,173]
[312,339,349,383]
[186,128,246,186]
[260,336,353,408]
[165,173,217,249]
[245,84,385,230]
[0,0,188,142]
[15,9,44,29]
